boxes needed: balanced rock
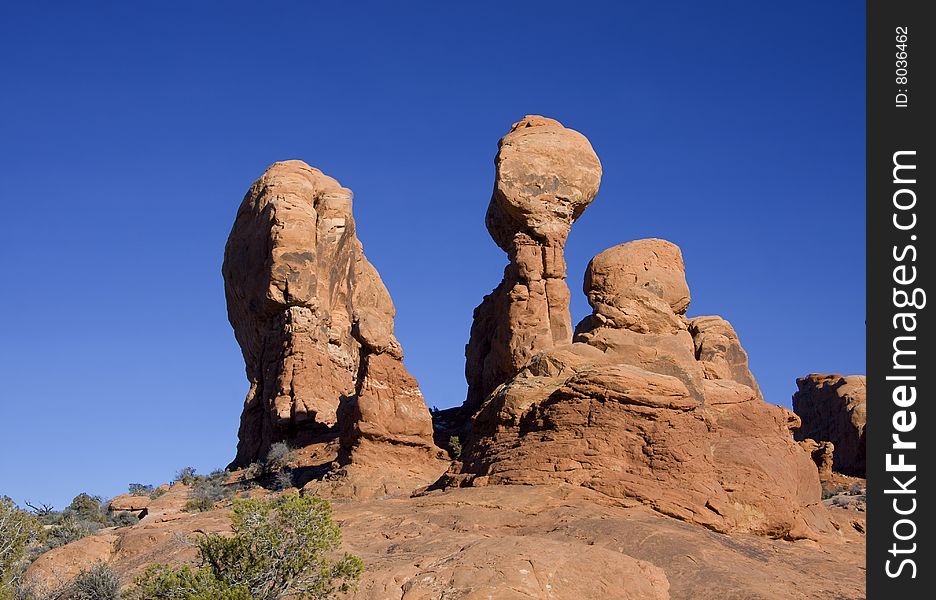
[464,116,602,414]
[455,229,830,537]
[793,374,867,476]
[223,160,445,490]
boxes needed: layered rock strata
[452,117,830,538]
[222,160,445,489]
[455,239,828,538]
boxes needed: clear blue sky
[0,1,864,509]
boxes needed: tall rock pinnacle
[464,116,602,414]
[222,160,444,486]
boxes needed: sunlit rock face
[223,160,445,494]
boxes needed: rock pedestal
[464,116,602,415]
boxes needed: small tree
[0,496,44,597]
[129,494,363,600]
[128,484,154,497]
[65,494,106,525]
[175,467,198,486]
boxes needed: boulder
[107,494,150,513]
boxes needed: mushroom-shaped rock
[464,116,602,415]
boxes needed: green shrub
[129,494,363,600]
[264,443,293,472]
[272,470,294,492]
[112,512,139,528]
[183,470,232,513]
[44,512,94,549]
[69,562,120,600]
[447,435,462,460]
[128,484,154,497]
[175,467,198,486]
[129,564,250,600]
[0,496,44,595]
[65,494,107,526]
[182,498,215,514]
[242,463,262,481]
[26,491,141,556]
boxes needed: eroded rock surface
[455,240,828,538]
[464,116,602,414]
[25,485,865,600]
[793,374,867,476]
[223,160,445,492]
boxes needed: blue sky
[0,1,864,509]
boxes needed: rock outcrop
[793,374,867,476]
[449,117,831,539]
[222,160,445,492]
[454,239,828,538]
[798,439,835,481]
[25,485,866,600]
[464,116,602,414]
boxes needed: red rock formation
[25,485,865,600]
[455,239,829,538]
[222,161,445,490]
[451,119,832,538]
[464,116,602,414]
[799,439,835,480]
[793,374,867,476]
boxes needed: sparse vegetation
[240,443,297,491]
[69,562,121,600]
[264,443,293,472]
[128,484,154,497]
[129,494,363,600]
[28,493,139,557]
[183,470,232,513]
[273,470,295,492]
[1,496,44,597]
[447,435,462,460]
[175,467,198,486]
[9,562,121,600]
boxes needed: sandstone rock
[25,533,119,590]
[688,315,762,396]
[792,374,866,476]
[107,494,150,514]
[455,237,830,539]
[27,485,864,600]
[223,160,445,493]
[584,238,691,318]
[464,116,602,415]
[799,439,835,480]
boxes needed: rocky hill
[22,116,866,599]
